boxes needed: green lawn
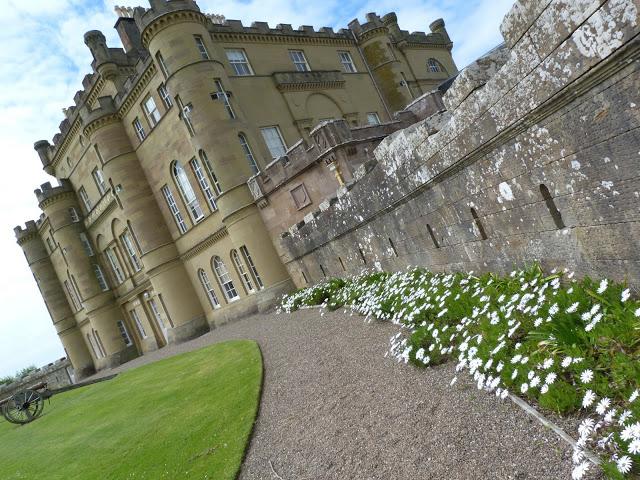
[0,340,263,480]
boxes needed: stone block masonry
[280,0,640,287]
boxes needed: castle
[15,0,457,377]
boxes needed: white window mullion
[161,186,188,234]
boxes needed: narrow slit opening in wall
[470,207,488,240]
[319,264,326,278]
[301,270,309,284]
[426,224,440,248]
[338,256,346,271]
[539,184,566,229]
[358,247,366,264]
[388,237,398,257]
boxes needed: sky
[0,0,513,378]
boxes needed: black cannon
[0,382,51,425]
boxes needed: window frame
[93,264,109,291]
[213,256,239,302]
[214,80,235,119]
[289,50,310,72]
[199,150,222,195]
[260,126,288,159]
[158,84,172,110]
[92,167,107,195]
[194,35,210,60]
[171,160,205,223]
[133,117,146,142]
[366,112,381,125]
[231,249,255,294]
[240,245,264,289]
[238,134,259,174]
[198,268,220,308]
[117,320,133,346]
[130,308,148,339]
[78,186,92,212]
[68,207,80,223]
[189,157,218,211]
[427,58,445,73]
[143,95,161,127]
[79,232,94,257]
[120,230,142,272]
[338,51,357,73]
[161,185,188,234]
[225,49,253,76]
[156,51,169,78]
[105,247,126,284]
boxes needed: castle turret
[80,95,209,343]
[429,19,451,45]
[14,221,95,379]
[134,0,292,309]
[34,179,135,368]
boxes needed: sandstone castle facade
[15,0,457,377]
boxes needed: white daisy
[629,389,639,403]
[635,307,640,317]
[621,289,631,302]
[561,357,573,368]
[597,279,608,294]
[545,372,557,384]
[530,376,541,388]
[571,461,589,480]
[628,439,640,455]
[596,397,611,415]
[618,410,632,425]
[542,358,554,369]
[582,390,596,408]
[566,302,579,313]
[540,384,549,394]
[580,369,593,384]
[616,455,632,474]
[521,383,528,393]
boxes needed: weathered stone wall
[280,0,640,288]
[0,358,73,400]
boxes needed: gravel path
[93,308,578,479]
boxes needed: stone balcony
[272,70,345,91]
[84,189,118,229]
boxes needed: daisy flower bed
[281,265,640,479]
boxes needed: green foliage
[16,365,37,379]
[0,341,263,480]
[282,264,640,478]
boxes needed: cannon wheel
[2,390,44,425]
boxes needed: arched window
[231,249,255,294]
[199,150,222,195]
[240,246,264,289]
[427,58,446,74]
[213,256,239,301]
[470,207,488,240]
[171,161,204,222]
[198,268,220,308]
[540,184,565,229]
[238,134,259,175]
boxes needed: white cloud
[0,0,512,377]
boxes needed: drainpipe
[351,29,393,121]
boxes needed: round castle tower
[14,220,95,379]
[133,0,293,308]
